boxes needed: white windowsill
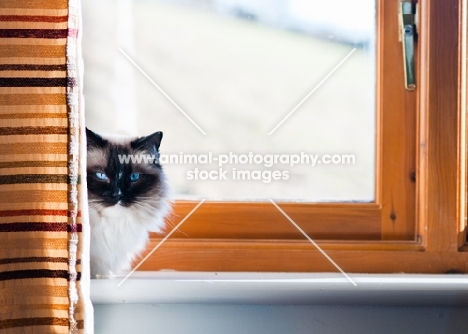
[90,272,468,306]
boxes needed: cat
[86,128,171,277]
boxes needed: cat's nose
[112,189,123,201]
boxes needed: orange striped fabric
[0,1,90,333]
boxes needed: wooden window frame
[140,0,467,273]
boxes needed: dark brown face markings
[102,144,131,205]
[86,130,165,209]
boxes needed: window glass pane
[83,0,376,202]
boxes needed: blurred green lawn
[83,0,375,202]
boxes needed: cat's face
[86,128,167,210]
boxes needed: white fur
[89,193,171,277]
[87,130,171,277]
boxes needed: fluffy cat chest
[89,210,150,275]
[86,128,171,276]
[91,208,148,243]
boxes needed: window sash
[141,0,466,273]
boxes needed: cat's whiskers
[132,202,180,234]
[131,202,157,215]
[145,208,187,237]
[89,202,105,211]
[134,197,164,206]
[136,204,160,216]
[86,128,171,276]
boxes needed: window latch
[398,0,417,91]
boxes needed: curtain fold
[0,0,92,333]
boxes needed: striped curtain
[0,1,92,333]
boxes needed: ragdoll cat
[86,128,171,277]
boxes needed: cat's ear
[131,131,163,153]
[86,128,107,148]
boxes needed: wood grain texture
[419,0,461,252]
[457,0,468,250]
[156,201,381,240]
[138,0,465,273]
[378,0,417,240]
[463,0,468,247]
[139,240,467,273]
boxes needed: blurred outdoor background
[82,0,376,202]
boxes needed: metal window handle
[399,1,417,91]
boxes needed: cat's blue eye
[95,172,108,181]
[129,173,140,182]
